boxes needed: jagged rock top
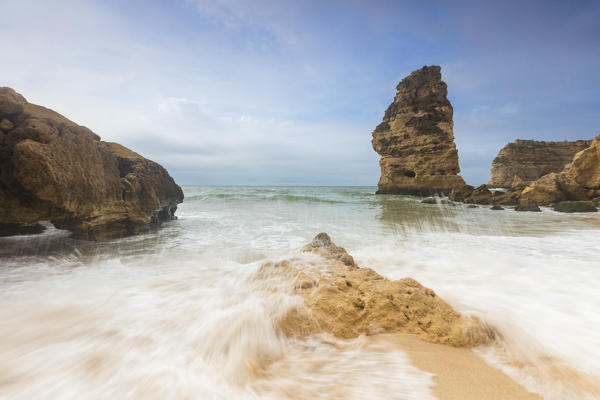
[375,65,450,136]
[0,87,184,239]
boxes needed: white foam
[1,186,599,398]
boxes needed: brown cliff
[489,139,592,188]
[0,87,183,239]
[372,66,466,195]
[520,133,600,205]
[265,233,491,347]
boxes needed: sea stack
[489,139,592,188]
[371,66,466,195]
[0,87,184,240]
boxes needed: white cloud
[4,1,596,186]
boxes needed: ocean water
[1,186,599,399]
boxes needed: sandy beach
[367,334,541,400]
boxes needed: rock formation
[489,139,592,188]
[372,66,467,196]
[448,134,600,208]
[0,87,183,240]
[520,133,600,205]
[553,201,597,213]
[266,233,491,347]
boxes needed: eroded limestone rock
[520,133,600,205]
[372,66,467,196]
[489,139,592,188]
[266,233,492,347]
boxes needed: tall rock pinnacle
[371,66,466,195]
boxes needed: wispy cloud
[1,0,598,186]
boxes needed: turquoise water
[1,186,599,399]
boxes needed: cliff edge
[520,133,600,205]
[489,139,592,188]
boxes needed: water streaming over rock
[1,186,599,399]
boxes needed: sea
[1,186,599,400]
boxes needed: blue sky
[1,0,599,185]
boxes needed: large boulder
[371,66,467,196]
[449,184,474,202]
[489,139,591,188]
[267,233,491,347]
[0,87,183,240]
[463,184,494,204]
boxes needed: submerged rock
[490,205,504,211]
[421,197,452,205]
[553,201,597,213]
[0,222,46,236]
[0,87,184,240]
[489,139,592,188]
[515,202,541,212]
[269,233,492,347]
[371,66,467,196]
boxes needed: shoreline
[366,334,541,400]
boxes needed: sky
[1,0,599,186]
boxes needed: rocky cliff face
[489,139,592,188]
[455,134,600,207]
[371,66,466,195]
[520,133,600,205]
[0,87,184,240]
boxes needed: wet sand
[367,334,542,400]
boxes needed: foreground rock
[371,66,467,196]
[0,87,183,240]
[489,139,591,188]
[267,233,491,347]
[520,133,600,205]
